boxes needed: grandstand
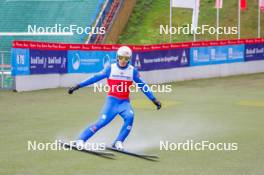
[0,0,112,89]
[0,0,103,51]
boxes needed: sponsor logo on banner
[190,44,244,66]
[103,54,112,68]
[67,51,116,73]
[134,54,142,69]
[30,50,67,74]
[244,44,264,61]
[72,53,81,70]
[11,48,30,76]
[131,49,190,71]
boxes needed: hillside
[118,0,264,44]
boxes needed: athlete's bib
[107,64,134,99]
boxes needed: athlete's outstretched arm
[79,66,111,88]
[68,66,111,94]
[133,68,162,110]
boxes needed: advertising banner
[11,48,30,76]
[131,48,190,71]
[67,51,116,73]
[244,43,264,61]
[11,39,264,77]
[30,50,67,74]
[190,44,244,66]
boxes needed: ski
[106,146,159,161]
[59,140,115,159]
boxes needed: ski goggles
[118,56,130,61]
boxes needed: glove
[68,85,80,94]
[152,98,161,110]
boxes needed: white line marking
[0,32,74,36]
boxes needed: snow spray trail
[56,113,226,152]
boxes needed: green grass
[0,73,264,175]
[119,0,264,44]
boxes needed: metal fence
[0,51,13,89]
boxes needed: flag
[240,0,247,10]
[215,0,223,9]
[171,0,200,29]
[260,0,264,12]
[215,0,223,40]
[259,0,264,38]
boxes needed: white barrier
[141,60,264,84]
[14,60,264,92]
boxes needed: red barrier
[13,38,264,51]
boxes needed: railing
[87,0,123,44]
[86,0,111,43]
[95,0,123,43]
